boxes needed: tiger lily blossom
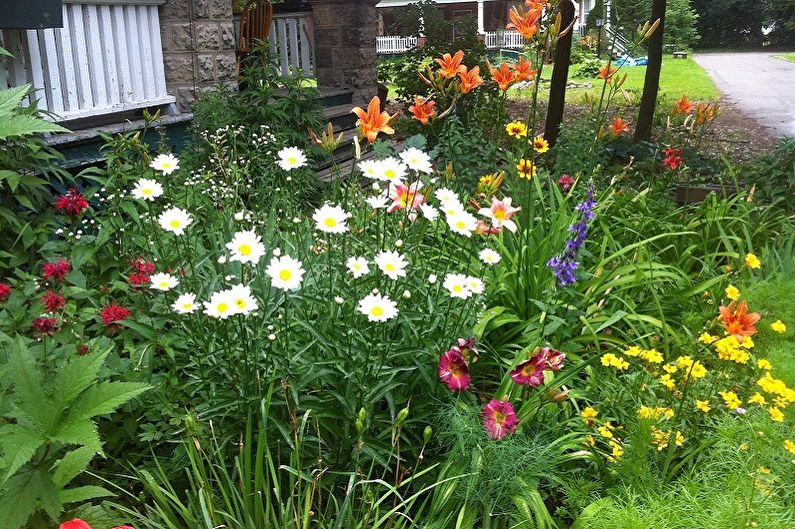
[458,66,484,93]
[512,56,538,82]
[609,116,630,136]
[435,50,467,78]
[507,6,542,39]
[408,96,437,125]
[351,96,398,143]
[719,300,761,342]
[487,60,516,91]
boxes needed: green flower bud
[423,425,433,444]
[355,419,364,433]
[396,407,410,426]
[358,407,367,423]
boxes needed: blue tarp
[614,56,649,67]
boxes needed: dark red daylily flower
[510,354,546,386]
[438,348,471,391]
[482,398,519,439]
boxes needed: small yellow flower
[702,290,711,298]
[516,159,537,179]
[771,320,787,334]
[725,284,740,301]
[581,406,599,421]
[696,400,711,413]
[724,265,733,273]
[719,390,742,409]
[598,425,614,439]
[745,253,761,269]
[769,407,784,422]
[505,121,528,138]
[757,466,771,475]
[689,361,707,379]
[675,431,685,447]
[757,358,773,371]
[585,434,596,446]
[660,373,676,391]
[784,439,795,455]
[663,363,678,374]
[675,355,694,369]
[624,345,642,357]
[698,332,717,344]
[532,135,549,153]
[748,393,767,406]
[739,442,749,451]
[610,440,624,459]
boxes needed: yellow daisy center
[235,298,246,308]
[143,188,153,195]
[239,243,252,256]
[170,219,181,228]
[288,156,297,165]
[371,306,384,317]
[385,263,396,272]
[217,302,229,313]
[453,284,463,293]
[324,217,337,227]
[159,281,169,288]
[182,303,192,310]
[279,269,292,281]
[384,169,396,179]
[456,221,466,229]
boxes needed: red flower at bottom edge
[60,520,92,529]
[661,147,684,170]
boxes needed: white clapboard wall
[0,1,174,122]
[268,11,313,77]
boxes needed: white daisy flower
[346,256,370,278]
[158,207,193,235]
[374,250,408,280]
[377,157,407,184]
[446,210,478,237]
[203,290,236,319]
[358,159,381,179]
[172,293,197,314]
[479,248,502,265]
[228,283,258,315]
[435,187,460,205]
[428,273,438,284]
[277,147,307,171]
[465,276,485,295]
[366,193,390,209]
[399,147,433,174]
[443,273,472,299]
[234,210,245,221]
[439,198,464,217]
[149,272,179,291]
[131,178,164,201]
[226,230,266,264]
[313,204,351,234]
[150,153,180,175]
[357,293,399,322]
[266,255,305,290]
[419,203,439,221]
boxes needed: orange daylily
[609,116,630,136]
[719,300,761,342]
[507,6,542,40]
[696,102,718,124]
[408,96,437,125]
[598,62,618,82]
[350,96,398,143]
[525,0,548,8]
[458,66,484,93]
[436,50,467,79]
[512,56,538,82]
[487,60,516,91]
[673,95,695,115]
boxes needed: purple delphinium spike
[547,183,597,287]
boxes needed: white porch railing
[484,31,526,49]
[376,36,417,54]
[0,1,174,122]
[268,11,314,77]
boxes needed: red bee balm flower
[55,188,89,216]
[0,282,11,301]
[43,259,71,282]
[101,303,132,326]
[32,317,58,337]
[510,354,546,386]
[719,300,761,342]
[482,399,519,440]
[131,257,156,274]
[42,290,66,312]
[438,348,471,391]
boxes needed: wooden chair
[236,0,274,75]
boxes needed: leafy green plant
[0,336,148,529]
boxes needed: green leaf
[51,420,102,451]
[0,469,50,529]
[7,337,57,431]
[0,169,21,192]
[53,347,112,406]
[0,113,67,141]
[59,485,114,504]
[52,446,98,488]
[0,85,30,114]
[65,382,149,423]
[0,425,47,482]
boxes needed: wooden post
[544,0,575,148]
[633,0,666,142]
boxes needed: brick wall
[159,0,238,111]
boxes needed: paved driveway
[693,52,795,138]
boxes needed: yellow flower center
[493,209,506,221]
[371,306,384,317]
[453,284,463,293]
[217,302,229,313]
[159,281,169,288]
[288,156,297,165]
[385,263,396,272]
[324,217,337,227]
[143,188,153,195]
[170,220,181,228]
[456,221,466,229]
[182,303,192,310]
[236,298,246,308]
[384,169,396,179]
[239,243,252,256]
[279,269,292,281]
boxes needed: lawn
[776,52,795,63]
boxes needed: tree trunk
[544,0,576,148]
[633,0,666,142]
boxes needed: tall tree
[633,0,666,142]
[544,0,575,148]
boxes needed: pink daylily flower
[478,196,521,233]
[482,398,519,439]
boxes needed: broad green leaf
[51,420,102,451]
[65,382,149,423]
[0,85,30,114]
[59,485,113,504]
[53,347,112,406]
[0,469,47,529]
[7,337,58,430]
[0,425,47,482]
[0,113,67,141]
[52,446,98,488]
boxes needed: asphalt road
[693,52,795,138]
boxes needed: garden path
[694,52,795,138]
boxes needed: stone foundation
[159,0,238,111]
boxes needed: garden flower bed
[1,2,794,529]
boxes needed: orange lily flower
[673,95,695,115]
[408,96,437,125]
[436,50,467,79]
[458,66,484,93]
[609,116,630,136]
[350,96,398,143]
[719,300,761,342]
[507,6,542,40]
[487,60,516,91]
[512,56,538,82]
[696,102,718,124]
[598,63,618,82]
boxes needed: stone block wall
[159,0,238,111]
[312,0,380,106]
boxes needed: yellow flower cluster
[638,405,675,420]
[713,335,752,365]
[581,406,598,423]
[785,439,795,455]
[755,373,795,422]
[601,352,629,370]
[719,390,742,409]
[674,355,707,379]
[650,427,685,450]
[771,320,787,334]
[696,399,711,412]
[725,284,740,301]
[745,253,761,269]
